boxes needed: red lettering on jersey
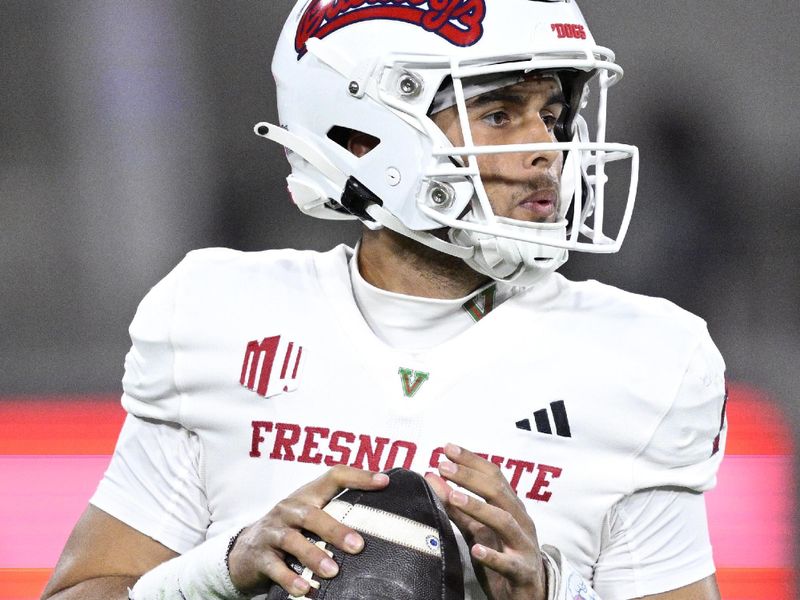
[295,0,486,58]
[249,421,273,457]
[249,422,563,503]
[269,422,301,460]
[505,458,535,492]
[525,464,562,502]
[298,426,331,464]
[351,435,390,471]
[550,23,586,40]
[385,440,417,469]
[428,446,445,471]
[325,430,356,466]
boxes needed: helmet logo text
[550,23,586,40]
[295,0,487,57]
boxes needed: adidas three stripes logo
[516,400,572,438]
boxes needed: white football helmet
[256,0,638,285]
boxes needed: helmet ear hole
[327,126,381,158]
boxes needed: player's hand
[425,444,547,600]
[227,465,389,597]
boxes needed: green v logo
[398,367,430,398]
[462,285,497,323]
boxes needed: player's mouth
[515,190,558,222]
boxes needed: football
[266,468,464,600]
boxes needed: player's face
[431,75,565,224]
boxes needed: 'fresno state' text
[249,420,562,503]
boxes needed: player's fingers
[448,488,535,550]
[439,445,531,524]
[470,543,541,587]
[423,471,454,502]
[424,473,488,542]
[258,547,315,597]
[443,443,500,476]
[437,456,513,509]
[229,535,310,597]
[296,464,389,506]
[447,502,488,543]
[274,499,366,554]
[278,529,340,579]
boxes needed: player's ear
[326,126,380,158]
[347,130,380,158]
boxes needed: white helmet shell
[256,0,639,285]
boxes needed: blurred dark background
[1,0,797,462]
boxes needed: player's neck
[357,228,489,299]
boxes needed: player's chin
[508,203,557,224]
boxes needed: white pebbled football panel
[324,499,442,557]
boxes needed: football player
[42,1,726,600]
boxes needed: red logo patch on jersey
[240,336,304,398]
[295,0,487,58]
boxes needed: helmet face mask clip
[256,0,639,286]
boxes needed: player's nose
[524,118,560,169]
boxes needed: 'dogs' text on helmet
[256,0,639,285]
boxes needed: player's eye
[541,113,559,131]
[481,110,511,127]
[541,102,568,132]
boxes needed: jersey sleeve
[94,255,211,551]
[592,489,715,599]
[632,328,727,492]
[120,259,185,423]
[590,329,725,597]
[90,414,210,553]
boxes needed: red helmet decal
[550,23,586,40]
[295,0,487,57]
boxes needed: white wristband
[541,545,601,600]
[129,530,247,600]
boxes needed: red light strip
[0,386,793,600]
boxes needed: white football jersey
[92,245,727,600]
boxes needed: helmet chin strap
[364,204,473,259]
[449,221,569,286]
[366,203,566,287]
